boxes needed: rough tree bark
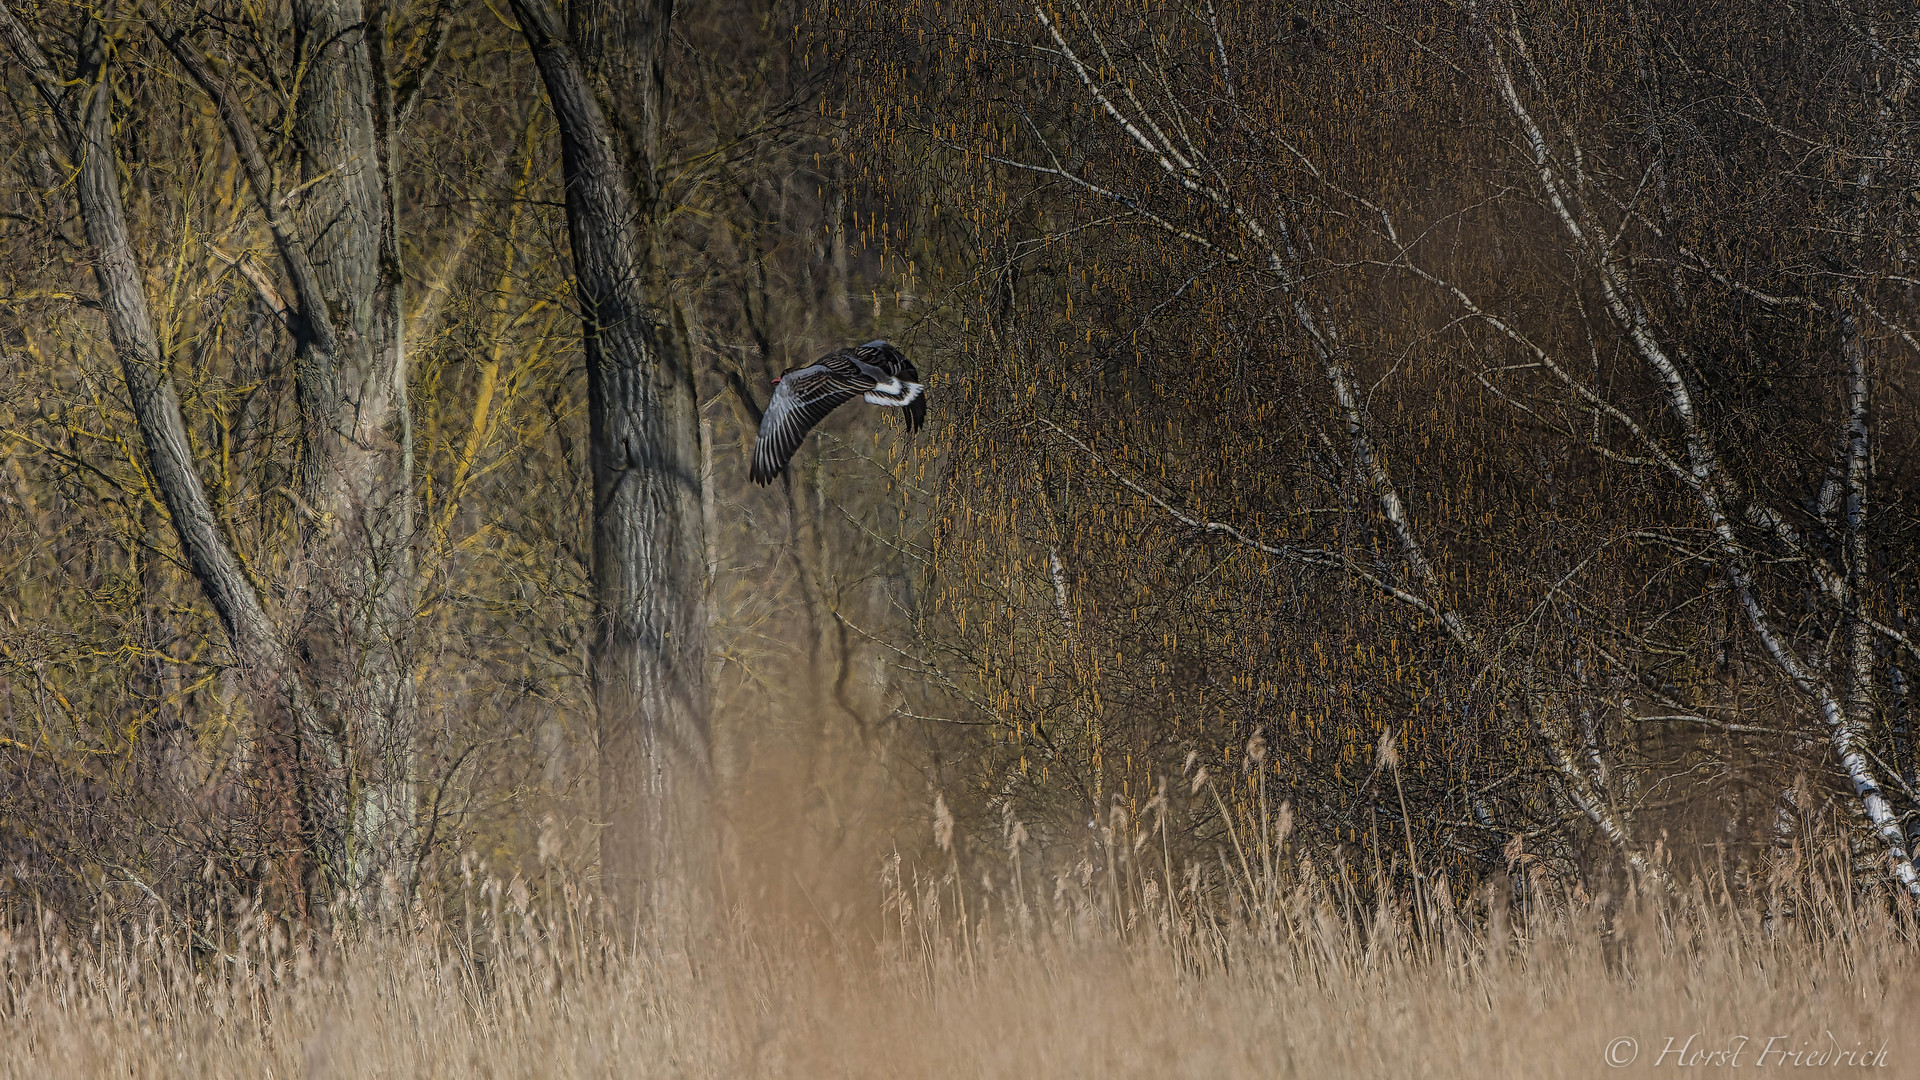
[285,0,420,924]
[2,0,421,924]
[508,0,714,929]
[0,3,322,910]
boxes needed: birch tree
[835,0,1920,899]
[1436,0,1920,892]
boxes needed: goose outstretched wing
[750,360,873,484]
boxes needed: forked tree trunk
[2,0,420,925]
[509,0,714,930]
[0,8,322,908]
[289,0,420,923]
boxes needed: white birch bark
[1463,1,1919,894]
[1026,4,1660,879]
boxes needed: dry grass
[4,836,1915,1080]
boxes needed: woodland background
[3,0,1920,949]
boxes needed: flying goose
[750,340,926,484]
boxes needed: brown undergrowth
[3,795,1914,1078]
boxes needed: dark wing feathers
[894,354,927,433]
[750,342,927,485]
[750,358,872,484]
[859,341,926,432]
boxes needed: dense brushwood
[2,0,1919,944]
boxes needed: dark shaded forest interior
[4,0,1920,948]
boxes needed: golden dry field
[4,840,1914,1079]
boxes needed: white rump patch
[865,380,923,407]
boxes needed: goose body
[751,340,926,484]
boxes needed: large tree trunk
[0,3,327,915]
[2,0,420,926]
[289,0,420,926]
[509,0,714,930]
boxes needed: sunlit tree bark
[1,0,422,923]
[283,0,421,922]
